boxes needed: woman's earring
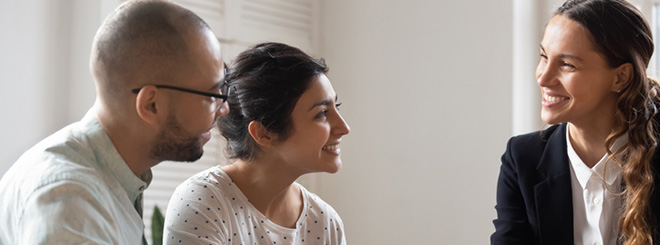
[617,89,622,93]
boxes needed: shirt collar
[566,124,625,189]
[79,107,152,204]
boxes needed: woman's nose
[333,112,350,136]
[536,62,555,87]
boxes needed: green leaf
[152,205,165,245]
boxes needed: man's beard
[151,114,204,162]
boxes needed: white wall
[317,1,513,244]
[0,0,107,175]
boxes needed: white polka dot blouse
[163,166,346,245]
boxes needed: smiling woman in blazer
[491,0,660,244]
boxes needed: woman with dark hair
[163,42,350,245]
[492,0,660,244]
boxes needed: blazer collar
[536,123,570,178]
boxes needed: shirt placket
[585,173,605,245]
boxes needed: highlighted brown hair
[557,0,659,244]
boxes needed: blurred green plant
[152,205,165,245]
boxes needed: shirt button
[595,242,601,245]
[593,197,601,205]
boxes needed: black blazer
[491,123,660,244]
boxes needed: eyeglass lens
[212,65,229,112]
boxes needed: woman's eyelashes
[316,109,328,118]
[561,61,576,70]
[315,102,342,119]
[539,53,577,71]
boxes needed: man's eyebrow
[209,81,221,90]
[210,64,228,90]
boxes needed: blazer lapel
[534,124,574,244]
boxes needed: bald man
[0,0,228,244]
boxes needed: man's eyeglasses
[131,67,231,112]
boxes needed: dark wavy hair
[556,0,660,244]
[218,42,329,161]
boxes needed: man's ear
[248,121,276,147]
[613,63,633,92]
[135,86,162,125]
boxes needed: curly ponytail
[609,76,659,245]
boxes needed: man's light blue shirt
[0,108,152,244]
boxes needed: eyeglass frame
[131,83,230,102]
[130,66,231,110]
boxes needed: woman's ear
[613,63,633,92]
[135,85,162,125]
[248,121,276,147]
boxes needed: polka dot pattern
[163,166,346,245]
